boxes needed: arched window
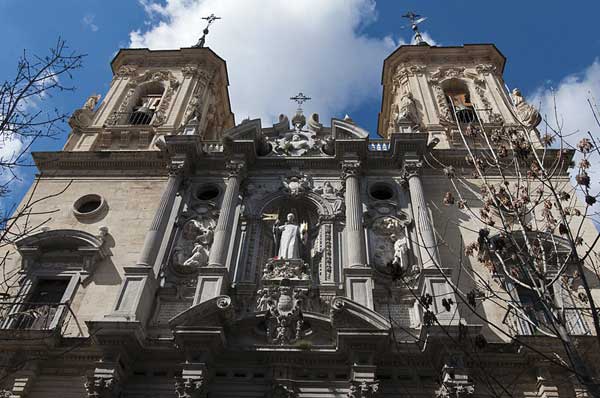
[128,81,165,125]
[442,79,476,124]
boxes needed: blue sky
[1,0,600,209]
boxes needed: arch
[252,190,334,219]
[16,229,108,278]
[441,78,476,124]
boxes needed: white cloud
[129,0,402,126]
[0,134,24,184]
[82,14,99,32]
[529,59,600,196]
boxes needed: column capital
[340,160,362,179]
[226,159,246,178]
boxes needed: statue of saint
[83,94,101,111]
[273,213,307,259]
[511,88,541,128]
[390,233,410,273]
[395,92,419,126]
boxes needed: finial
[192,13,221,48]
[402,11,428,45]
[290,92,310,131]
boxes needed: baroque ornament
[172,217,215,273]
[261,284,306,345]
[281,174,312,197]
[174,376,204,398]
[347,381,380,398]
[511,88,541,128]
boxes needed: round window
[73,194,107,220]
[369,183,394,201]
[196,184,220,201]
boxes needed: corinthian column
[208,160,246,268]
[341,160,367,268]
[405,159,440,269]
[137,158,185,268]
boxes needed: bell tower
[64,47,234,151]
[378,43,542,148]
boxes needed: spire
[192,13,221,48]
[402,11,429,46]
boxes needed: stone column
[342,160,366,268]
[137,158,185,268]
[208,160,246,268]
[405,159,440,269]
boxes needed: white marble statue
[511,88,541,128]
[390,233,410,273]
[273,213,306,259]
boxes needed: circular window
[73,194,107,220]
[369,183,394,201]
[196,184,220,201]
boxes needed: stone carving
[511,88,541,128]
[264,283,305,345]
[272,132,315,156]
[281,175,312,197]
[273,213,307,259]
[84,375,116,398]
[436,373,474,398]
[174,376,204,398]
[172,219,214,273]
[432,84,453,123]
[391,233,410,274]
[393,91,419,127]
[322,135,335,155]
[105,88,134,126]
[83,94,102,111]
[474,83,503,124]
[115,65,138,78]
[347,381,380,398]
[262,258,309,280]
[315,181,344,217]
[308,112,323,132]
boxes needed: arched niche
[251,191,335,284]
[441,78,476,124]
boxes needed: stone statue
[395,91,419,126]
[256,288,272,312]
[511,88,541,128]
[273,213,306,259]
[172,219,213,270]
[83,94,101,111]
[390,233,410,273]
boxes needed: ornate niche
[106,70,180,127]
[166,185,220,289]
[365,202,414,277]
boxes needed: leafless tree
[0,39,84,299]
[402,93,600,396]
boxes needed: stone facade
[0,43,598,397]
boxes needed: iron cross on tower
[402,11,428,45]
[193,14,221,48]
[290,92,311,113]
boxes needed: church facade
[0,38,598,398]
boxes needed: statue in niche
[273,213,307,259]
[390,233,410,274]
[395,91,419,126]
[172,219,214,272]
[511,88,541,128]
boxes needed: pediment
[330,297,391,330]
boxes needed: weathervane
[193,13,221,48]
[290,92,311,113]
[402,11,428,45]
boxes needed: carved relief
[347,381,380,398]
[264,284,305,345]
[105,88,134,126]
[474,82,503,124]
[175,376,205,398]
[281,175,312,197]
